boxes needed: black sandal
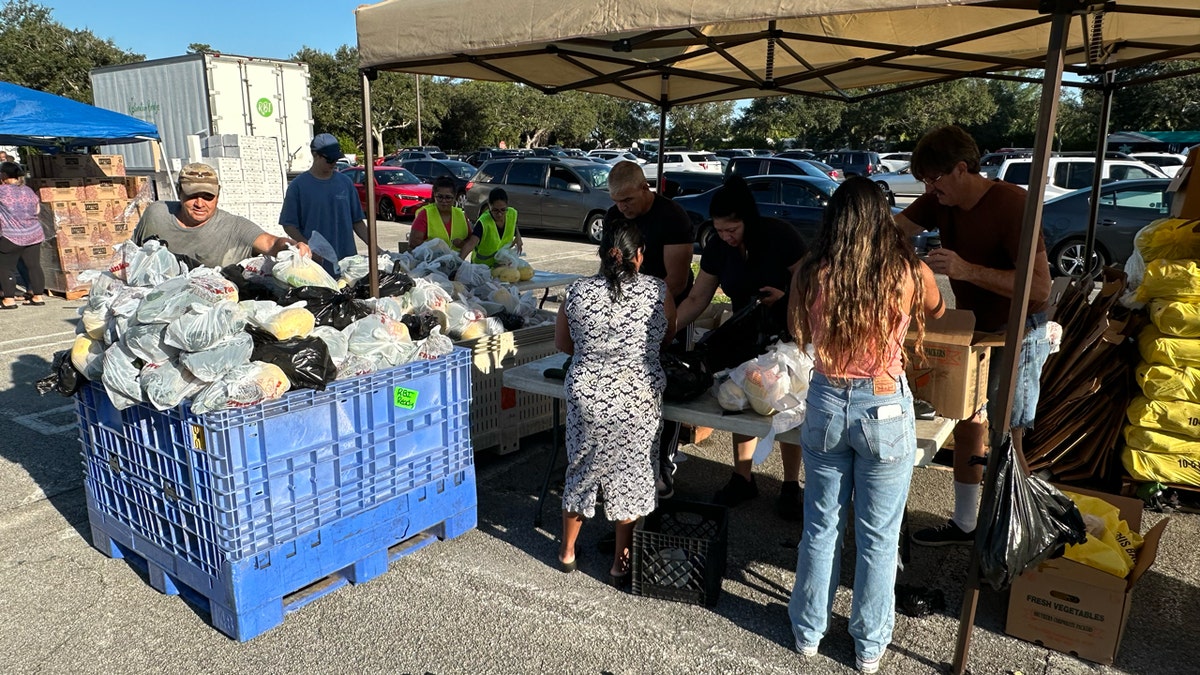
[25,300,45,306]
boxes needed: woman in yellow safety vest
[459,187,524,265]
[408,176,469,250]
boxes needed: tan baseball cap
[179,162,221,197]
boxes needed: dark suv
[398,159,479,208]
[815,150,883,177]
[466,158,613,242]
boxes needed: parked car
[980,150,1034,178]
[815,150,884,177]
[465,157,613,242]
[775,150,817,161]
[398,159,479,208]
[872,167,926,197]
[642,151,723,181]
[674,174,841,249]
[752,148,774,156]
[997,157,1167,200]
[1131,152,1189,178]
[1041,178,1171,276]
[340,166,433,221]
[658,171,726,198]
[726,156,842,182]
[878,152,912,173]
[587,149,645,164]
[713,149,753,159]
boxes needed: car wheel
[1051,238,1107,277]
[377,197,397,222]
[456,192,468,210]
[584,213,606,243]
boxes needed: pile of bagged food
[69,238,548,414]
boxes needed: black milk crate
[632,500,728,607]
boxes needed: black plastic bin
[632,500,728,607]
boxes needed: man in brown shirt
[894,125,1053,547]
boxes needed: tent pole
[362,69,380,298]
[1083,71,1116,278]
[657,74,669,193]
[950,6,1070,675]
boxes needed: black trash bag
[37,350,82,397]
[694,299,786,373]
[542,355,571,380]
[280,286,372,330]
[895,583,946,618]
[219,264,287,302]
[495,311,525,331]
[401,313,440,340]
[247,328,337,391]
[976,437,1088,590]
[661,350,713,402]
[353,270,415,299]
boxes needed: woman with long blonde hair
[786,177,944,673]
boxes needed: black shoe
[713,473,759,507]
[775,481,803,522]
[911,519,974,547]
[657,472,675,500]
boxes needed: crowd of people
[553,125,1051,673]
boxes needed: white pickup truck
[995,157,1167,199]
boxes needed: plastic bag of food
[491,266,520,283]
[140,361,203,411]
[108,284,152,320]
[716,375,749,411]
[190,362,291,415]
[102,343,145,410]
[416,326,454,360]
[1061,490,1143,578]
[369,296,413,322]
[84,272,125,312]
[236,255,275,279]
[402,313,440,340]
[494,246,521,268]
[248,329,338,391]
[279,286,372,330]
[517,259,534,281]
[1149,298,1200,337]
[109,239,185,287]
[164,301,248,352]
[1122,425,1200,485]
[457,320,489,341]
[1126,394,1200,439]
[80,307,108,340]
[1134,217,1200,263]
[136,269,239,325]
[337,255,371,287]
[411,238,454,262]
[124,321,180,364]
[37,350,82,398]
[515,290,539,318]
[443,301,486,339]
[311,325,349,363]
[241,300,316,340]
[271,247,339,290]
[70,334,106,381]
[455,262,492,289]
[345,314,416,367]
[1137,259,1200,302]
[488,286,520,314]
[1138,325,1200,367]
[409,278,453,313]
[1137,362,1200,402]
[179,331,255,382]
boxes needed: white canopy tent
[354,1,1200,670]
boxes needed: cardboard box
[81,178,128,201]
[1006,487,1169,665]
[31,178,86,202]
[123,176,151,200]
[904,309,1000,420]
[45,154,126,178]
[46,200,86,227]
[1167,147,1200,220]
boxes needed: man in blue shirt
[281,133,369,275]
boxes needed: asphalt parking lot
[2,218,1197,674]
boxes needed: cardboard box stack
[197,134,287,237]
[1123,148,1200,489]
[29,154,153,297]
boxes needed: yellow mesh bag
[1150,298,1200,337]
[1135,217,1200,262]
[1136,362,1200,402]
[1122,426,1200,487]
[1126,395,1200,439]
[1137,259,1200,303]
[1138,326,1200,367]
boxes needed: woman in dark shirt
[675,176,807,519]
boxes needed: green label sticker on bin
[394,387,419,409]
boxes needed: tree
[187,43,213,54]
[668,101,735,148]
[0,0,143,103]
[836,80,997,149]
[732,95,844,148]
[1105,60,1200,132]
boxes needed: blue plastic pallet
[88,468,477,641]
[77,349,473,573]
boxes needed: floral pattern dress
[562,274,667,520]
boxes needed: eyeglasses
[921,174,945,187]
[433,193,455,201]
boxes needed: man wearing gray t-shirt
[134,163,308,268]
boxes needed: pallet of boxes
[30,154,153,299]
[195,134,287,237]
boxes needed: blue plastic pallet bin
[77,349,473,575]
[88,466,477,641]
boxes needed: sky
[46,0,368,61]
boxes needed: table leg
[533,398,562,527]
[538,288,551,309]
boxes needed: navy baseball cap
[311,133,344,161]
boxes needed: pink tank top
[808,291,911,379]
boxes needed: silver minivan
[466,158,613,242]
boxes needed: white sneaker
[795,638,818,657]
[856,653,882,673]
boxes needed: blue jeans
[789,372,916,660]
[985,312,1051,429]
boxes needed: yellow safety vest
[473,207,518,266]
[420,203,469,250]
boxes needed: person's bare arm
[925,247,1051,304]
[894,212,925,238]
[282,226,306,243]
[674,270,720,328]
[554,304,574,355]
[918,261,946,318]
[459,234,481,260]
[408,228,427,248]
[253,233,311,259]
[662,290,678,346]
[662,243,693,300]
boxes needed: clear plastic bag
[336,354,377,380]
[338,255,371,287]
[124,321,180,364]
[344,313,415,367]
[443,301,486,339]
[241,300,316,340]
[416,326,454,360]
[179,331,255,382]
[409,278,453,313]
[190,362,291,415]
[411,237,454,262]
[454,262,492,289]
[140,361,203,411]
[487,286,520,314]
[136,269,239,325]
[310,325,349,363]
[102,343,144,410]
[271,247,339,290]
[164,301,249,352]
[70,334,106,381]
[110,239,185,287]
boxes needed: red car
[340,166,433,221]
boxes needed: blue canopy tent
[0,81,159,147]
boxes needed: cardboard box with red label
[904,309,1003,420]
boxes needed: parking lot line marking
[0,330,75,347]
[12,403,78,435]
[0,338,75,356]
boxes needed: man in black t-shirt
[605,161,694,304]
[604,161,695,501]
